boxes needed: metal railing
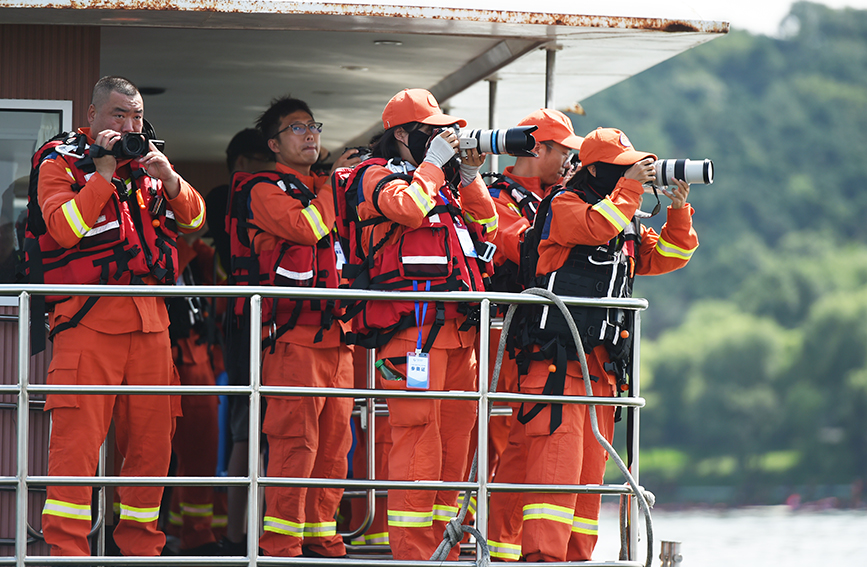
[0,284,648,566]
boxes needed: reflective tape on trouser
[168,510,183,527]
[303,521,337,538]
[572,515,599,535]
[522,502,574,526]
[387,509,433,528]
[180,502,214,518]
[212,514,228,528]
[488,539,522,560]
[42,499,92,522]
[119,503,160,523]
[352,531,390,546]
[432,504,458,522]
[457,494,477,515]
[263,516,304,537]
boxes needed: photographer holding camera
[33,76,205,557]
[508,127,698,562]
[348,88,497,560]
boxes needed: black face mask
[406,128,432,165]
[588,162,631,194]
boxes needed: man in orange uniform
[353,88,497,560]
[37,76,205,557]
[243,97,360,558]
[484,108,583,562]
[514,127,698,562]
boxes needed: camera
[652,158,714,187]
[91,132,162,160]
[459,125,538,157]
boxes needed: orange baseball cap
[382,88,467,129]
[517,108,583,150]
[579,127,656,165]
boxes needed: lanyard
[412,280,430,352]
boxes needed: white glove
[459,162,481,187]
[423,133,457,169]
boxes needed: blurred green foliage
[583,2,867,503]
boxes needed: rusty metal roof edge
[0,1,731,35]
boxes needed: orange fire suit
[519,177,698,562]
[38,127,205,557]
[348,346,393,550]
[251,163,353,558]
[357,161,498,560]
[166,238,221,551]
[484,167,552,560]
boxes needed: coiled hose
[429,288,655,567]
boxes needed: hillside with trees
[576,2,867,504]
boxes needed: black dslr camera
[91,132,165,160]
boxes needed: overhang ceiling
[0,1,728,162]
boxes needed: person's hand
[423,128,459,169]
[138,141,181,198]
[623,157,656,185]
[663,177,690,209]
[330,147,364,175]
[459,147,487,186]
[92,129,121,183]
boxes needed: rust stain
[2,1,731,34]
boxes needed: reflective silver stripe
[303,521,337,537]
[406,182,434,215]
[119,504,160,523]
[465,212,498,234]
[212,515,228,528]
[539,271,557,329]
[301,204,329,240]
[168,510,182,526]
[387,509,433,528]
[180,502,213,517]
[432,504,458,522]
[572,515,599,534]
[488,539,522,560]
[365,532,389,545]
[523,502,574,525]
[592,197,630,232]
[402,255,448,264]
[276,266,315,281]
[263,515,304,537]
[83,219,120,237]
[655,235,696,260]
[176,193,205,230]
[42,499,91,522]
[61,199,90,238]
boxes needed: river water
[592,505,867,565]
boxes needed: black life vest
[332,157,494,350]
[18,131,180,352]
[226,170,339,347]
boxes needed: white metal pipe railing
[0,284,648,566]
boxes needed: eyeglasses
[276,122,324,137]
[542,141,572,161]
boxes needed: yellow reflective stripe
[113,501,120,514]
[64,167,75,180]
[303,521,337,537]
[365,531,390,545]
[523,502,574,525]
[591,197,630,232]
[301,204,330,240]
[457,494,477,514]
[488,539,522,560]
[507,202,520,214]
[212,514,228,528]
[406,182,434,216]
[387,509,433,528]
[263,515,304,537]
[168,510,183,526]
[61,199,90,238]
[572,515,599,535]
[42,499,91,522]
[180,502,213,517]
[119,504,160,523]
[655,235,696,260]
[175,193,206,230]
[432,504,458,522]
[465,211,498,234]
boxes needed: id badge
[406,351,430,390]
[455,225,478,258]
[334,239,346,271]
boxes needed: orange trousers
[348,348,392,549]
[379,335,478,561]
[519,348,616,562]
[42,326,179,556]
[258,340,353,557]
[167,333,220,550]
